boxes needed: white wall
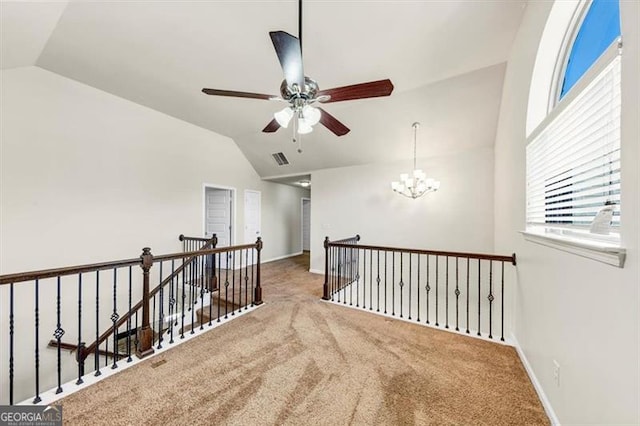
[0,66,309,403]
[494,1,639,424]
[310,145,496,273]
[0,66,309,271]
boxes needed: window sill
[520,230,626,268]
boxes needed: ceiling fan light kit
[201,0,394,153]
[392,122,440,199]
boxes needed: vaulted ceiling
[1,1,526,179]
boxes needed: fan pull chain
[292,110,298,144]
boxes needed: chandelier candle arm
[391,122,440,199]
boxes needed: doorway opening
[203,184,234,268]
[301,198,311,252]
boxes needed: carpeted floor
[59,254,548,425]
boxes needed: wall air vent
[272,152,290,166]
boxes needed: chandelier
[391,122,440,199]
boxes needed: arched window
[526,0,622,247]
[560,0,621,99]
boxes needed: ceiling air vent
[272,152,290,166]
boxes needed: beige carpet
[59,254,548,425]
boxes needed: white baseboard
[511,334,560,425]
[309,268,324,275]
[262,251,303,264]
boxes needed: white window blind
[526,54,621,237]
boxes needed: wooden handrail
[0,236,249,286]
[153,243,258,262]
[327,241,516,265]
[0,258,141,286]
[178,234,210,242]
[330,235,361,244]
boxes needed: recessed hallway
[58,254,548,425]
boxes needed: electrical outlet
[553,360,560,387]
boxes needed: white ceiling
[0,1,67,69]
[2,1,526,178]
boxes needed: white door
[244,190,261,245]
[205,187,232,268]
[302,199,311,251]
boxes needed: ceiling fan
[201,0,394,147]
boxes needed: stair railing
[75,234,218,371]
[0,235,263,405]
[323,235,516,342]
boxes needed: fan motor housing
[280,77,319,100]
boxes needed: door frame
[301,197,311,252]
[202,183,236,247]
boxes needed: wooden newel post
[322,236,331,300]
[136,247,155,359]
[254,237,263,305]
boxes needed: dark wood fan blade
[269,31,304,91]
[202,88,275,100]
[316,79,394,103]
[318,108,350,136]
[262,118,281,133]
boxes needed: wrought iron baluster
[399,252,404,318]
[417,255,421,322]
[349,247,353,306]
[426,255,430,324]
[488,261,494,339]
[134,311,139,349]
[343,247,348,304]
[384,251,387,314]
[435,255,439,327]
[158,262,165,347]
[244,249,249,311]
[181,262,186,338]
[369,249,373,311]
[466,258,470,334]
[337,246,342,304]
[33,279,41,403]
[77,274,85,384]
[445,257,449,329]
[169,261,175,344]
[127,265,133,359]
[190,257,196,333]
[455,258,460,331]
[391,252,395,316]
[362,248,366,309]
[355,247,360,308]
[251,249,255,307]
[95,272,101,377]
[408,253,412,320]
[376,250,380,312]
[237,250,243,314]
[501,262,505,342]
[55,276,64,393]
[152,293,156,341]
[224,253,229,320]
[477,260,482,337]
[112,268,119,368]
[209,254,214,325]
[218,250,222,322]
[232,250,236,316]
[9,282,14,404]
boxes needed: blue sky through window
[560,0,620,99]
